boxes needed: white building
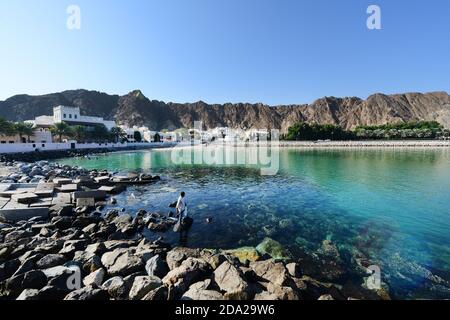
[26,106,116,131]
[0,128,53,144]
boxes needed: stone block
[72,190,107,200]
[11,193,39,204]
[76,198,96,207]
[0,207,49,222]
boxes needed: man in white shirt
[176,192,188,219]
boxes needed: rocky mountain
[1,89,449,132]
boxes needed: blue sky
[0,0,449,104]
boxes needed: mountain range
[1,89,449,132]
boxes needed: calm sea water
[58,147,450,299]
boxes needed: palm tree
[71,125,86,143]
[0,118,16,137]
[23,123,35,142]
[14,122,35,143]
[51,122,71,142]
[110,126,126,143]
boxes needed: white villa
[26,106,116,131]
[120,125,178,143]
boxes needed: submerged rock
[224,247,261,264]
[256,237,292,261]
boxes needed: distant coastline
[205,140,450,148]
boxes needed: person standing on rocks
[176,192,188,220]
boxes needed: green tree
[0,118,16,137]
[14,122,35,142]
[71,125,87,143]
[89,124,109,143]
[283,122,355,141]
[110,126,126,143]
[51,122,72,142]
[133,131,142,142]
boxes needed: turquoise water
[58,147,450,299]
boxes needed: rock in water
[224,247,261,264]
[256,237,292,261]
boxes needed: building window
[42,144,45,147]
[63,114,66,118]
[74,115,78,119]
[9,141,14,144]
[69,114,72,119]
[1,141,5,144]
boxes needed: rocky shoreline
[0,160,390,300]
[0,144,174,164]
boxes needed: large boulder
[166,247,201,270]
[213,261,249,300]
[101,249,144,277]
[250,259,292,287]
[42,265,77,290]
[102,276,129,300]
[145,255,169,278]
[163,257,210,298]
[112,214,136,234]
[64,285,109,300]
[129,276,163,300]
[16,288,40,300]
[83,268,106,287]
[0,258,21,282]
[73,251,103,274]
[6,270,48,296]
[141,286,168,300]
[266,282,299,300]
[36,254,66,269]
[181,289,224,300]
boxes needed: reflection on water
[59,147,450,299]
